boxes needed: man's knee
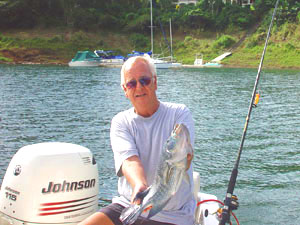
[78,212,114,225]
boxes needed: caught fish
[119,124,194,225]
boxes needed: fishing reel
[226,194,239,211]
[218,194,239,225]
[195,194,239,225]
[217,195,239,219]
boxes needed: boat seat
[193,171,201,223]
[193,171,219,225]
[193,171,201,200]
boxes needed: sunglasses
[125,76,153,89]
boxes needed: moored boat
[94,50,125,67]
[203,62,223,68]
[152,57,182,69]
[68,51,101,67]
[127,1,182,69]
[149,2,182,69]
[127,51,182,69]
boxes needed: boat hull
[152,58,182,69]
[99,59,124,67]
[0,143,220,225]
[68,60,101,67]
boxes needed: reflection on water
[1,65,300,225]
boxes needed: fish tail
[119,204,142,225]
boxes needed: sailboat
[149,0,182,69]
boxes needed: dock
[211,52,232,62]
[182,64,223,68]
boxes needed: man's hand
[131,183,148,205]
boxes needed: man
[79,56,195,225]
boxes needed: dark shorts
[99,203,175,225]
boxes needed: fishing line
[219,0,280,224]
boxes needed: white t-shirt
[110,101,196,225]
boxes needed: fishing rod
[219,0,280,224]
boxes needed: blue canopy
[127,51,152,58]
[95,50,125,60]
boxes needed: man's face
[122,59,157,109]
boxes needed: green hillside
[0,0,299,69]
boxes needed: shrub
[124,14,149,32]
[184,36,193,42]
[0,55,12,62]
[284,43,295,51]
[73,8,98,30]
[246,37,258,48]
[70,31,88,42]
[98,14,120,29]
[129,33,149,50]
[212,35,236,49]
[47,35,63,43]
[216,4,255,31]
[277,23,297,41]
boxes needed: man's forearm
[122,155,148,203]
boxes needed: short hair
[120,55,157,87]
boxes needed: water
[1,64,299,224]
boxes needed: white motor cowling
[0,142,99,225]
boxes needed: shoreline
[1,61,300,71]
[1,48,300,70]
[1,23,300,71]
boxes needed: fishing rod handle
[219,168,238,225]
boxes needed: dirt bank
[0,48,68,65]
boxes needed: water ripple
[1,65,300,224]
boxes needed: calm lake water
[0,64,299,225]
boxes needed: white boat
[126,5,181,70]
[203,62,223,67]
[0,142,227,225]
[94,50,125,67]
[68,60,101,67]
[68,51,101,67]
[149,1,182,69]
[127,52,182,69]
[152,57,182,69]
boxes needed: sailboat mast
[170,18,173,61]
[150,0,154,57]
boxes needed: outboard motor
[0,142,99,225]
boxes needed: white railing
[241,0,254,6]
[222,0,254,6]
[173,0,197,5]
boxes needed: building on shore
[174,0,254,7]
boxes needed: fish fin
[119,204,142,225]
[147,197,172,219]
[143,205,153,213]
[147,207,160,219]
